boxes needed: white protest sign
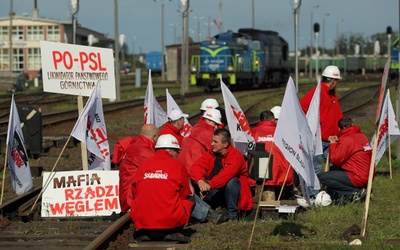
[41,170,120,217]
[40,41,116,99]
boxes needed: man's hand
[197,180,210,199]
[328,135,338,143]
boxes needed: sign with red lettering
[40,41,116,99]
[41,171,120,217]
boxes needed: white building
[0,9,114,79]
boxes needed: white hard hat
[155,134,181,150]
[314,191,332,207]
[270,106,281,119]
[322,65,342,80]
[168,109,189,121]
[200,98,219,111]
[203,109,222,124]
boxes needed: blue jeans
[192,177,241,218]
[318,167,358,198]
[309,140,330,196]
[190,194,211,223]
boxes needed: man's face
[177,117,185,130]
[211,135,226,153]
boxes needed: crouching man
[190,128,253,221]
[130,134,193,243]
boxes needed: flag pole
[388,136,393,179]
[361,128,379,237]
[277,164,291,201]
[31,135,72,211]
[324,153,330,172]
[248,141,274,249]
[77,96,89,170]
[0,145,9,205]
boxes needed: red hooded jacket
[300,82,343,140]
[329,126,373,188]
[130,150,194,229]
[118,135,156,212]
[159,122,184,146]
[178,119,214,173]
[190,145,253,211]
[251,121,294,186]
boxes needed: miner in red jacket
[130,134,193,243]
[159,109,189,146]
[318,117,373,204]
[179,109,222,173]
[118,124,159,212]
[251,110,294,191]
[300,65,343,196]
[190,128,253,221]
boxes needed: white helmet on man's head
[270,106,281,119]
[200,98,219,111]
[322,65,342,80]
[155,134,181,150]
[203,109,222,124]
[314,191,332,207]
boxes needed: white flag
[274,77,319,190]
[306,81,323,156]
[71,82,111,170]
[166,88,192,137]
[144,70,167,127]
[371,89,400,165]
[7,95,33,195]
[220,78,255,155]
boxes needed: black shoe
[222,214,237,222]
[351,188,367,203]
[164,232,191,243]
[206,209,225,224]
[134,231,151,242]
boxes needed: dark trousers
[318,167,357,198]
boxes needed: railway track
[0,81,386,249]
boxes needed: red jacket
[300,82,343,140]
[130,150,194,229]
[251,121,294,186]
[178,119,214,173]
[329,126,373,188]
[119,135,156,212]
[190,145,253,211]
[160,122,184,146]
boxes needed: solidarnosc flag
[220,78,255,155]
[7,95,33,195]
[166,88,192,137]
[144,70,167,127]
[371,89,400,165]
[274,77,319,190]
[71,82,111,170]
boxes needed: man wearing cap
[179,109,222,173]
[299,65,344,197]
[160,109,189,146]
[199,98,227,128]
[130,134,193,243]
[118,124,159,212]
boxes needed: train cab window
[252,41,260,50]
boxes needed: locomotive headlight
[191,66,197,72]
[227,65,233,71]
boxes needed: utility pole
[181,0,190,103]
[309,5,318,79]
[9,0,13,72]
[293,0,301,92]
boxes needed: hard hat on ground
[322,65,342,79]
[314,191,332,207]
[200,98,219,111]
[270,106,281,119]
[155,134,181,150]
[203,109,222,124]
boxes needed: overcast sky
[2,0,399,54]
